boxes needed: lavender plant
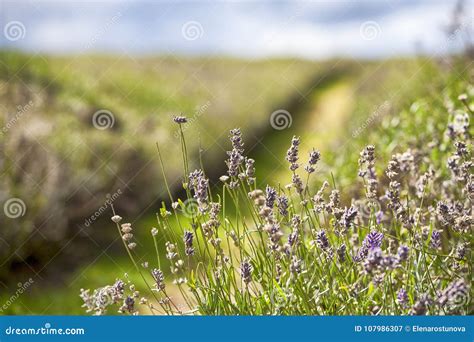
[81,92,472,316]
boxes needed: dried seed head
[122,233,133,241]
[111,215,122,223]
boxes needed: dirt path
[255,78,356,186]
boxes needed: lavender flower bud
[305,149,320,173]
[316,230,330,250]
[290,256,302,274]
[277,195,289,216]
[122,296,135,314]
[337,244,346,263]
[240,259,253,284]
[339,206,358,229]
[286,136,300,171]
[173,116,188,124]
[292,173,304,194]
[245,158,255,184]
[189,169,209,211]
[365,230,384,249]
[430,230,441,249]
[151,268,165,291]
[397,245,409,262]
[265,186,277,208]
[229,128,244,152]
[364,247,383,273]
[410,294,431,315]
[183,230,195,256]
[397,288,408,308]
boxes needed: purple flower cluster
[240,259,253,284]
[225,129,245,181]
[354,230,384,262]
[305,149,320,173]
[339,206,358,229]
[189,169,209,211]
[286,136,300,171]
[315,230,330,250]
[265,185,277,208]
[183,230,195,256]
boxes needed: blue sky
[1,0,472,59]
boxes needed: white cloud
[1,0,471,58]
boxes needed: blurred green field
[0,51,331,277]
[0,51,471,314]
